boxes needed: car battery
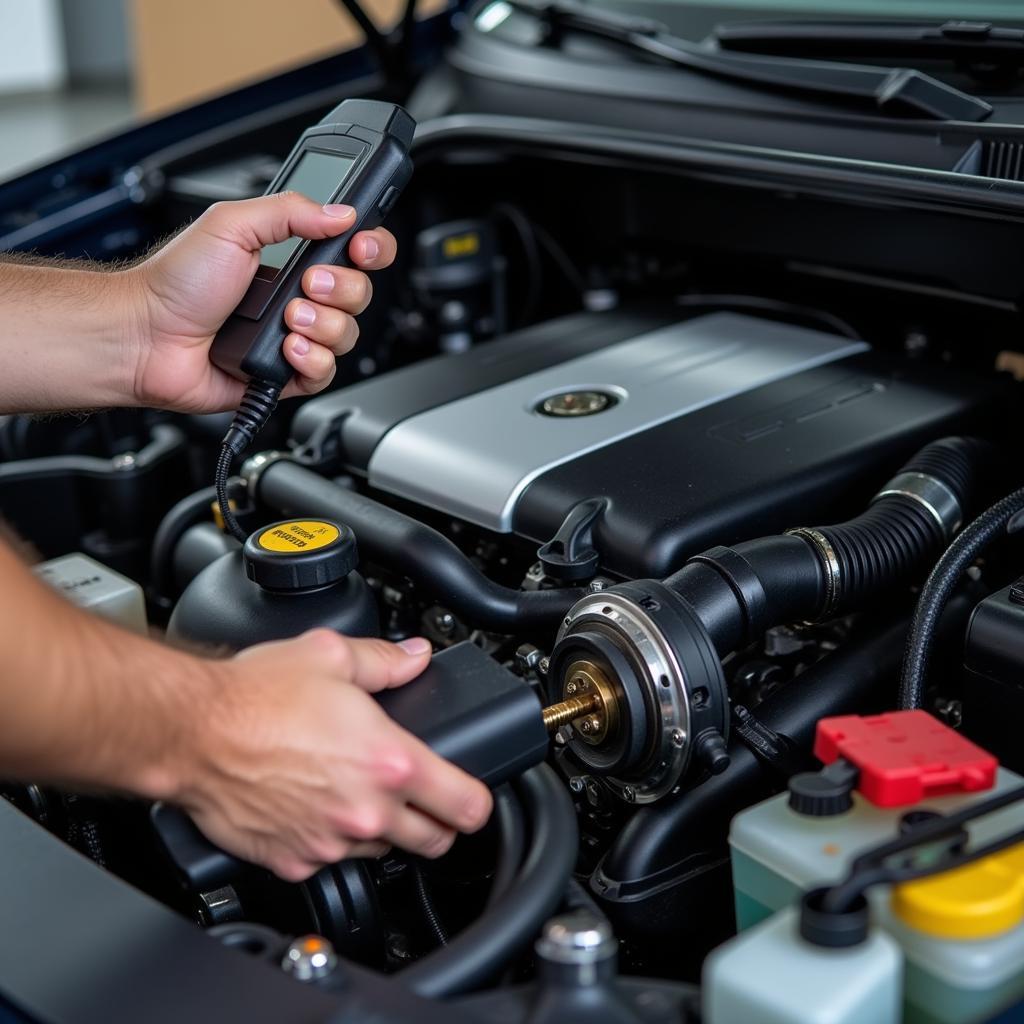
[729,711,1024,1024]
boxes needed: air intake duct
[665,437,983,654]
[548,437,985,804]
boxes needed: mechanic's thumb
[299,629,432,693]
[201,191,356,252]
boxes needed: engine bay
[4,77,1024,1022]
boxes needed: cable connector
[222,380,281,457]
[216,380,282,542]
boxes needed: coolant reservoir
[885,844,1024,1024]
[704,904,902,1024]
[729,711,1024,1024]
[167,519,379,649]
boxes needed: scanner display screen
[260,151,357,271]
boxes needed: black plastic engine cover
[292,308,1005,579]
[516,353,1002,577]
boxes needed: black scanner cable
[215,379,281,543]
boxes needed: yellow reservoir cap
[244,519,357,592]
[256,521,340,553]
[442,231,480,259]
[892,843,1024,940]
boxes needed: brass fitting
[540,660,620,745]
[542,693,602,732]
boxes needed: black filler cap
[788,758,860,817]
[800,887,869,948]
[243,519,358,592]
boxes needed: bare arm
[0,540,492,881]
[0,192,397,415]
[0,259,139,414]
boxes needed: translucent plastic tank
[729,769,1024,1023]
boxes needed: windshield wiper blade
[714,19,1024,66]
[505,0,992,122]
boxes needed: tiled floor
[0,87,135,183]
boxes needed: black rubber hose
[150,485,219,602]
[172,522,240,593]
[818,437,982,611]
[666,437,983,655]
[667,536,824,654]
[900,483,1024,709]
[400,764,577,999]
[486,784,526,909]
[256,459,585,632]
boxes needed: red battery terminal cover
[813,710,997,808]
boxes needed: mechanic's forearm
[0,540,214,798]
[0,260,141,414]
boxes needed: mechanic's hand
[178,629,493,882]
[124,192,396,413]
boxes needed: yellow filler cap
[243,519,356,591]
[892,842,1024,940]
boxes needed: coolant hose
[400,764,577,999]
[255,459,585,631]
[665,437,984,654]
[487,784,527,909]
[900,482,1024,709]
[150,485,219,603]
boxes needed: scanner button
[377,185,400,216]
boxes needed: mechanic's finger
[347,841,391,860]
[384,805,458,860]
[280,335,336,396]
[348,227,397,269]
[271,857,321,884]
[399,739,493,834]
[301,265,373,314]
[284,299,360,354]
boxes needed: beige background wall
[131,0,416,115]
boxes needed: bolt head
[621,786,636,803]
[282,935,338,982]
[589,579,607,593]
[566,680,579,696]
[515,644,543,671]
[537,910,616,966]
[569,776,586,794]
[670,728,686,748]
[579,719,594,735]
[538,657,551,676]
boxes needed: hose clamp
[786,527,841,619]
[240,450,288,495]
[873,472,962,538]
